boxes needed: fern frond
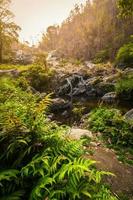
[21,154,50,177]
[50,155,68,174]
[29,176,55,200]
[36,93,52,114]
[89,169,114,183]
[0,170,19,183]
[49,190,66,200]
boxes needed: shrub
[88,107,133,146]
[22,64,54,92]
[115,73,133,100]
[0,77,117,200]
[116,42,133,67]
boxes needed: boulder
[50,98,71,112]
[124,109,133,121]
[72,84,86,96]
[58,73,115,100]
[102,92,117,103]
[68,128,93,140]
[58,74,86,96]
[86,88,97,98]
[97,82,115,96]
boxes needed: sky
[11,0,86,45]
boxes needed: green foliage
[0,64,32,71]
[0,170,19,182]
[88,107,133,146]
[0,0,21,63]
[117,0,133,17]
[115,73,133,100]
[39,0,133,61]
[93,50,109,64]
[21,64,54,92]
[0,77,117,199]
[116,42,133,67]
[22,156,113,200]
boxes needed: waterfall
[66,78,73,104]
[79,75,86,86]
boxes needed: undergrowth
[115,72,133,101]
[87,107,133,165]
[0,76,117,200]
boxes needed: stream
[51,98,133,126]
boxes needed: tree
[0,0,21,63]
[118,0,133,17]
[39,25,59,51]
[39,0,133,61]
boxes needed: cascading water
[66,77,73,104]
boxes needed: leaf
[0,170,19,182]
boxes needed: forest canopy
[39,0,133,61]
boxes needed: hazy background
[11,0,86,44]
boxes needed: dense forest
[0,0,133,200]
[39,0,133,62]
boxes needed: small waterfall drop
[66,78,73,105]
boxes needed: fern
[0,170,19,183]
[35,93,52,114]
[0,77,117,200]
[29,176,55,200]
[0,191,24,200]
[21,154,50,177]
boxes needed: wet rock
[86,88,97,98]
[72,84,86,96]
[58,74,86,96]
[51,98,71,112]
[124,109,133,121]
[57,73,116,100]
[68,128,93,140]
[62,110,69,117]
[97,82,115,96]
[102,92,117,103]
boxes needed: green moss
[115,74,133,94]
[115,73,133,100]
